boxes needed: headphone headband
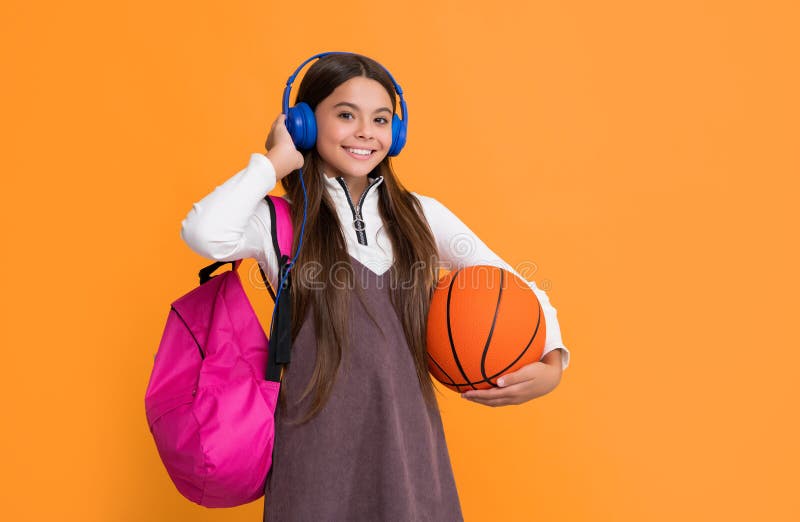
[281,51,408,126]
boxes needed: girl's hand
[461,350,564,407]
[265,114,304,180]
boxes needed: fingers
[266,114,285,151]
[462,385,512,400]
[276,114,289,135]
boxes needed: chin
[340,166,377,178]
[337,156,384,177]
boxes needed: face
[314,76,394,185]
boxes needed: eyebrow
[333,102,392,115]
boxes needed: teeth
[346,148,372,156]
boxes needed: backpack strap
[260,195,293,301]
[198,259,244,285]
[266,195,293,263]
[263,195,294,380]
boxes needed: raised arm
[180,153,282,289]
[180,114,304,292]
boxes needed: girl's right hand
[265,114,305,180]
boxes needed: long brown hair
[277,53,441,425]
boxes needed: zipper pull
[353,210,366,233]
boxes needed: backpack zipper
[335,176,383,246]
[171,305,205,359]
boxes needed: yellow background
[2,0,798,520]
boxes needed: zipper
[335,176,383,245]
[171,305,205,359]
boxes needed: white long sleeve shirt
[180,153,570,370]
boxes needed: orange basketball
[426,265,546,392]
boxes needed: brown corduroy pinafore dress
[262,255,464,521]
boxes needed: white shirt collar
[321,172,384,205]
[281,172,384,206]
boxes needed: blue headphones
[281,51,409,156]
[271,52,407,329]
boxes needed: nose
[355,120,374,141]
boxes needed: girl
[180,52,570,521]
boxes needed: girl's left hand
[461,350,563,407]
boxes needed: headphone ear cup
[388,114,406,157]
[286,102,317,151]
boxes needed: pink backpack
[145,195,294,508]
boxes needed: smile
[343,146,375,160]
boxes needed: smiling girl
[180,52,570,521]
